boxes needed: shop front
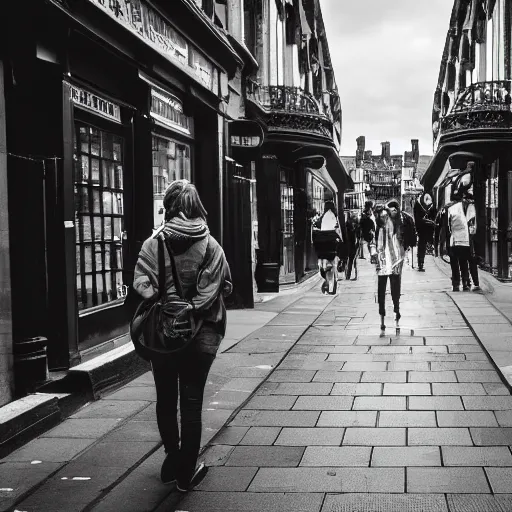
[424,145,512,282]
[5,0,240,377]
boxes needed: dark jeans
[417,236,428,268]
[151,324,219,485]
[377,274,401,317]
[449,246,477,288]
[346,249,358,279]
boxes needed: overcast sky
[322,0,454,157]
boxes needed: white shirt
[448,202,470,247]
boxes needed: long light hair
[163,180,208,221]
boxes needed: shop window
[74,124,125,311]
[152,135,192,229]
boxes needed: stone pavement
[4,257,512,511]
[168,256,512,512]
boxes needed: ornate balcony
[247,81,334,139]
[439,80,512,136]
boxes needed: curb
[0,343,150,458]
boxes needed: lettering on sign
[231,135,261,148]
[150,88,191,134]
[88,0,214,91]
[68,83,122,123]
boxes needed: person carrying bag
[131,180,232,493]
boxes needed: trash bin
[255,262,280,293]
[14,336,49,395]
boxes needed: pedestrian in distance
[312,201,342,294]
[435,174,480,292]
[370,200,416,336]
[133,180,232,492]
[360,200,376,259]
[413,192,436,272]
[345,211,361,280]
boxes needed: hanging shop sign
[87,0,215,92]
[67,83,122,123]
[150,87,192,135]
[228,120,264,149]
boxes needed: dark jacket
[360,212,375,243]
[414,196,436,239]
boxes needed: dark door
[224,160,254,308]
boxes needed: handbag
[130,233,196,361]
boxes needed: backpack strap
[157,236,167,300]
[161,234,185,299]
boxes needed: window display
[152,135,191,229]
[74,123,125,310]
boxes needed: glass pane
[104,217,112,240]
[116,246,122,269]
[103,191,113,214]
[104,245,111,271]
[101,131,114,160]
[96,273,104,304]
[113,218,122,241]
[77,275,84,310]
[94,217,102,241]
[79,156,89,182]
[115,165,123,189]
[95,249,103,272]
[91,159,100,185]
[82,217,92,242]
[80,126,89,154]
[84,244,93,272]
[78,187,89,213]
[76,246,81,274]
[103,161,115,189]
[105,272,112,301]
[113,193,123,215]
[115,272,123,299]
[113,137,122,161]
[85,274,94,308]
[92,190,101,213]
[91,129,101,156]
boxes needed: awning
[305,165,338,194]
[261,135,354,192]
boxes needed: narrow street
[3,256,512,512]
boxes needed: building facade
[423,0,512,280]
[0,0,347,405]
[245,0,351,290]
[0,0,265,404]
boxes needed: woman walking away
[413,192,436,272]
[313,201,342,294]
[133,180,232,492]
[370,200,416,336]
[345,212,361,280]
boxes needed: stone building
[422,0,512,280]
[0,0,349,405]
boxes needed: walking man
[414,192,436,272]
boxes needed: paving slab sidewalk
[2,275,331,512]
[163,256,512,512]
[434,256,512,389]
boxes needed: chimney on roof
[364,150,373,161]
[356,136,365,167]
[381,141,391,161]
[411,139,419,163]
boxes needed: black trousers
[151,324,218,486]
[417,237,428,268]
[346,245,358,279]
[377,274,401,317]
[449,246,475,288]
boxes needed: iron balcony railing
[451,80,512,113]
[440,80,512,134]
[247,80,322,116]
